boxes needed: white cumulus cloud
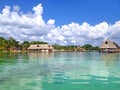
[47,19,55,25]
[0,3,120,46]
[13,5,20,12]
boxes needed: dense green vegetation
[0,37,19,51]
[82,44,99,51]
[53,44,99,51]
[0,36,48,51]
[0,36,99,52]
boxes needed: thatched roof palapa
[28,44,54,50]
[100,39,119,49]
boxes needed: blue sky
[0,0,120,26]
[0,0,120,45]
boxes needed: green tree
[82,44,99,51]
[7,37,19,50]
[22,41,30,50]
[82,44,93,50]
[30,41,48,44]
[0,37,7,51]
[92,46,99,50]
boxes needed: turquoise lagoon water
[0,52,120,90]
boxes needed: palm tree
[7,37,19,51]
[22,41,30,50]
[0,37,8,51]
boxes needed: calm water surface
[0,52,120,90]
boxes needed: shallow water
[0,52,120,90]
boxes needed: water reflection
[100,53,119,66]
[0,52,54,64]
[0,52,120,90]
[28,52,54,60]
[0,52,20,63]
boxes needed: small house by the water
[27,44,54,52]
[99,39,120,53]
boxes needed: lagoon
[0,52,120,90]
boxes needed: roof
[28,44,54,50]
[100,39,119,49]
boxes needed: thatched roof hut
[100,39,119,49]
[28,44,54,52]
[99,39,119,53]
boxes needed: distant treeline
[0,36,47,51]
[53,44,99,51]
[0,36,99,51]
